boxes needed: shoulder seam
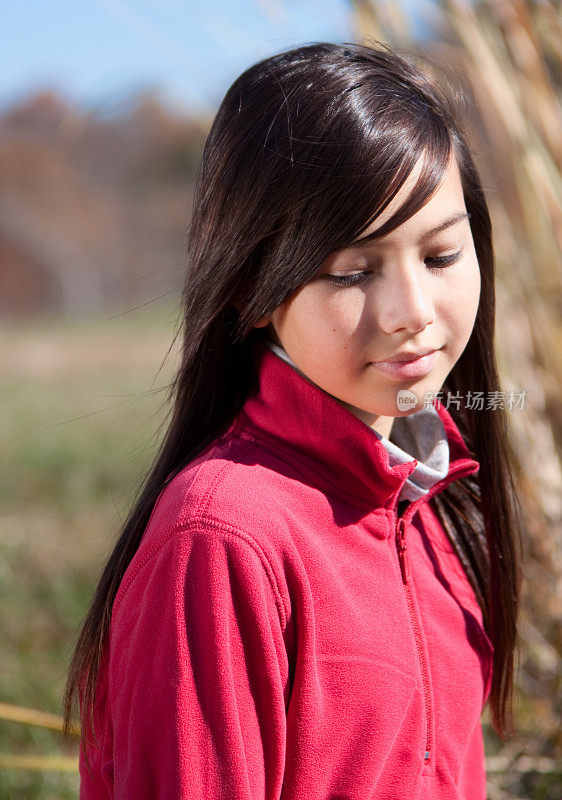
[113,514,288,629]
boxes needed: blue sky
[0,0,431,115]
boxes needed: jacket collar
[265,337,452,504]
[236,338,480,513]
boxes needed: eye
[323,271,371,287]
[425,249,463,273]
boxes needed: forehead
[356,154,465,245]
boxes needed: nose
[375,263,436,335]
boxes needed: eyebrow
[350,211,471,249]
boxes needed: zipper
[392,456,480,766]
[395,512,432,765]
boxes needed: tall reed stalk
[349,1,562,796]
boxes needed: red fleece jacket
[80,339,493,799]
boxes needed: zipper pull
[396,517,410,584]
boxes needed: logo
[396,389,418,411]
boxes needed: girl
[65,41,523,799]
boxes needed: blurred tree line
[0,89,208,316]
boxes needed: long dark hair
[64,41,523,743]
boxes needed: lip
[369,348,442,379]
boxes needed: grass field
[0,301,180,798]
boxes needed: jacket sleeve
[107,523,290,800]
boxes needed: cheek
[275,289,363,346]
[442,260,481,344]
[462,259,481,326]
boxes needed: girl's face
[254,155,481,439]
